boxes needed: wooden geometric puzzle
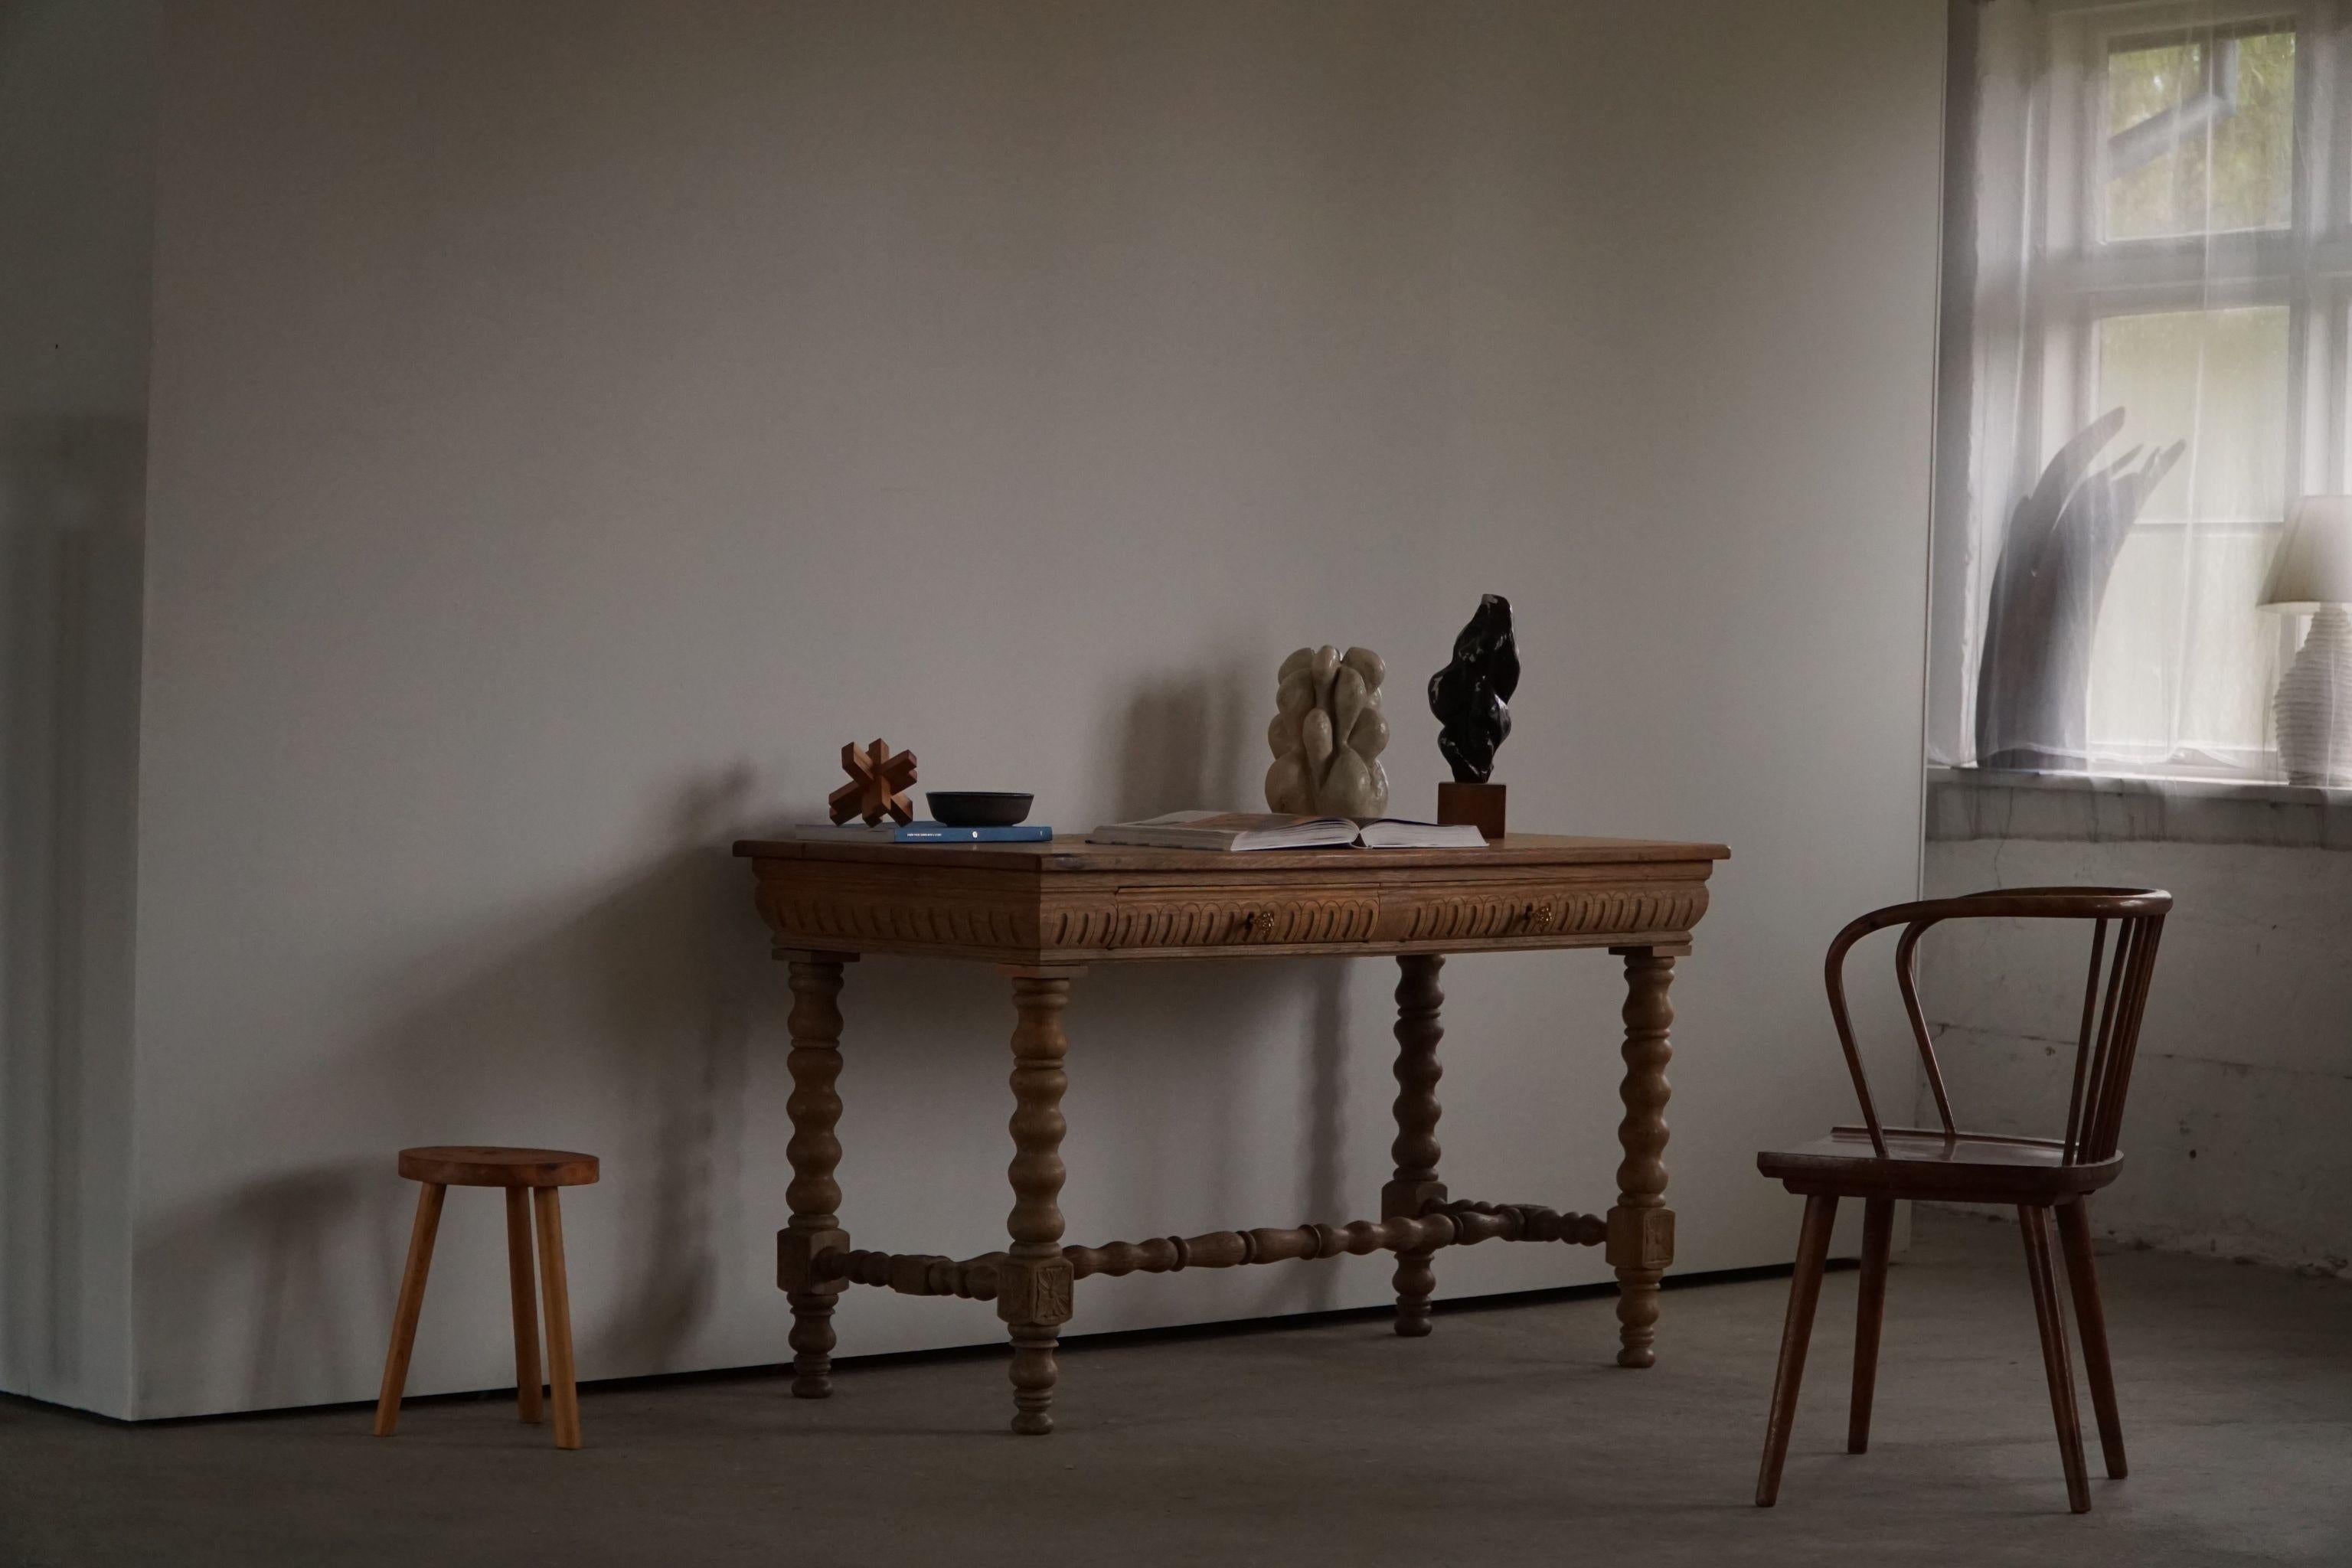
[828,738,919,825]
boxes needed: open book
[1086,811,1488,852]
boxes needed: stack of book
[791,822,1054,844]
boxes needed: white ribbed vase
[2275,606,2352,787]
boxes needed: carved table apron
[733,832,1728,1435]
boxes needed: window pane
[2105,28,2295,240]
[2088,306,2288,761]
[2088,528,2278,759]
[2096,306,2287,523]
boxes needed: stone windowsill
[1927,765,2352,850]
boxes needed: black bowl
[925,791,1034,828]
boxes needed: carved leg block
[995,1256,1076,1327]
[782,954,852,1399]
[1605,1206,1675,1276]
[1388,955,1446,1338]
[1380,1178,1449,1223]
[777,1227,851,1292]
[1001,967,1079,1435]
[1609,947,1675,1367]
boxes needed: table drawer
[1094,884,1384,951]
[1383,880,1706,946]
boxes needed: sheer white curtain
[1932,0,2347,776]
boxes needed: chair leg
[533,1187,583,1450]
[372,1182,446,1437]
[2020,1204,2091,1514]
[1847,1194,1895,1454]
[505,1187,544,1425]
[2057,1199,2126,1478]
[1756,1193,1838,1507]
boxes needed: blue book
[892,822,1054,844]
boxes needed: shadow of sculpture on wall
[1094,661,1359,1316]
[1106,658,1258,824]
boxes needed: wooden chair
[372,1145,599,1450]
[1753,887,2170,1514]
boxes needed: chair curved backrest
[1824,887,2171,1162]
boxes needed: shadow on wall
[133,766,776,1412]
[1099,656,1357,1313]
[0,416,145,1408]
[135,656,1385,1412]
[133,1161,402,1412]
[1106,657,1259,824]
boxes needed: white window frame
[2024,0,2351,777]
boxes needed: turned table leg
[1383,955,1447,1338]
[781,952,854,1398]
[999,965,1080,1436]
[1606,946,1676,1368]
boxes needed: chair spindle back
[1823,887,2171,1162]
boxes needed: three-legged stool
[372,1146,599,1449]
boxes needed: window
[2103,26,2295,241]
[1933,0,2350,779]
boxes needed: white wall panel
[116,0,1942,1417]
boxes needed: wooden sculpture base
[1437,782,1507,841]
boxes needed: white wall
[0,0,158,1417]
[108,0,1943,1419]
[1924,774,2352,1276]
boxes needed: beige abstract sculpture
[1264,645,1390,818]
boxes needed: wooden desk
[733,831,1729,1435]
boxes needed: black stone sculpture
[1429,594,1519,783]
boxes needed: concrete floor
[3,1209,2346,1566]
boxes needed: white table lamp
[2260,495,2352,786]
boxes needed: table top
[736,831,1728,964]
[733,831,1730,874]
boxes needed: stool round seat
[397,1146,599,1189]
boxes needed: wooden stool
[372,1146,599,1450]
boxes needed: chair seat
[1756,1126,2121,1204]
[398,1145,599,1188]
